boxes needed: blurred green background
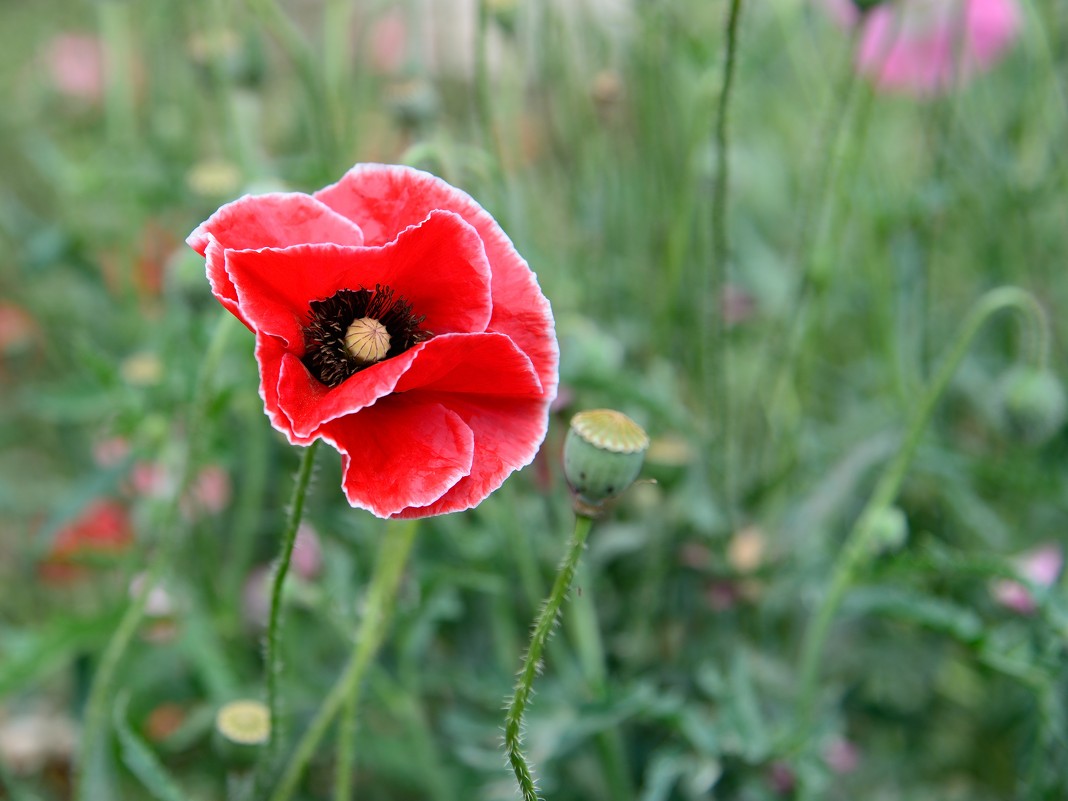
[2,1,1068,799]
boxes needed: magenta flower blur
[823,0,1021,97]
[991,543,1062,615]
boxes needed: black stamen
[301,285,431,387]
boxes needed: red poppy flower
[188,164,558,518]
[39,499,134,583]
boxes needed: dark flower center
[301,285,432,387]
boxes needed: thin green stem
[333,519,418,801]
[243,0,337,172]
[793,286,1052,736]
[566,568,633,800]
[75,314,235,800]
[267,520,419,801]
[760,52,872,478]
[708,0,743,525]
[255,439,321,792]
[323,0,356,170]
[504,514,595,801]
[98,0,137,148]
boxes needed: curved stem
[708,0,744,526]
[256,439,321,790]
[268,520,418,801]
[504,514,595,801]
[794,286,1052,734]
[75,314,235,800]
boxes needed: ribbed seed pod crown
[564,409,649,516]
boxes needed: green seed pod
[564,409,649,517]
[996,366,1067,446]
[214,699,270,767]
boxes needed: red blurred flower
[0,302,37,364]
[39,499,134,583]
[188,164,558,518]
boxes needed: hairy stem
[255,439,321,792]
[504,514,595,801]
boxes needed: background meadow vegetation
[2,0,1068,799]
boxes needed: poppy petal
[224,211,494,348]
[188,193,365,309]
[319,396,475,518]
[392,332,542,397]
[315,164,558,399]
[390,395,549,518]
[276,332,540,441]
[254,335,316,445]
[204,239,249,328]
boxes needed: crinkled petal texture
[188,165,558,518]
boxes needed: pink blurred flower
[823,736,860,774]
[128,461,172,500]
[42,34,105,104]
[292,523,323,581]
[181,464,232,518]
[367,9,409,74]
[991,543,1062,615]
[721,285,757,327]
[93,436,131,468]
[242,566,272,629]
[824,0,1021,97]
[768,760,796,795]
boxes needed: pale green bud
[564,409,649,517]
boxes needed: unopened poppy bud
[344,317,391,365]
[564,409,649,517]
[214,699,270,766]
[868,506,908,554]
[996,366,1067,446]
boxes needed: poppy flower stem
[256,438,321,789]
[504,513,595,801]
[268,519,418,801]
[793,287,1051,744]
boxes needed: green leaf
[113,693,191,801]
[0,613,120,698]
[845,585,984,642]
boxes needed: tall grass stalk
[332,521,419,800]
[265,519,418,801]
[794,287,1052,741]
[708,0,744,523]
